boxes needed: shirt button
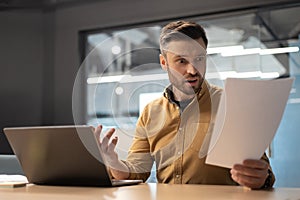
[176,106,180,110]
[177,151,181,155]
[176,175,180,178]
[179,127,182,131]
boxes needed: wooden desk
[0,183,299,200]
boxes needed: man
[94,20,275,189]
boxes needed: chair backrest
[0,155,24,175]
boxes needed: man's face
[160,38,207,96]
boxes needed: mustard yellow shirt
[124,81,274,186]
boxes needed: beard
[167,67,204,96]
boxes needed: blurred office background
[0,0,299,187]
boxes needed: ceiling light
[221,46,299,57]
[221,48,261,57]
[87,74,168,84]
[260,47,299,55]
[111,45,121,55]
[207,45,244,54]
[87,75,125,84]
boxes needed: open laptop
[3,125,143,187]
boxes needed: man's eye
[178,59,186,63]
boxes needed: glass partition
[82,7,300,127]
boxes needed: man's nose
[186,62,197,75]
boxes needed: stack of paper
[0,174,28,188]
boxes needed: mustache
[184,73,201,79]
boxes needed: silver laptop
[3,125,142,187]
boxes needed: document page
[0,174,28,188]
[205,77,294,168]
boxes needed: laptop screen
[4,125,114,186]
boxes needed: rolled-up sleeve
[123,112,154,182]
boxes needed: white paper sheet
[0,174,28,183]
[205,77,294,168]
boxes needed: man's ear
[159,54,167,71]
